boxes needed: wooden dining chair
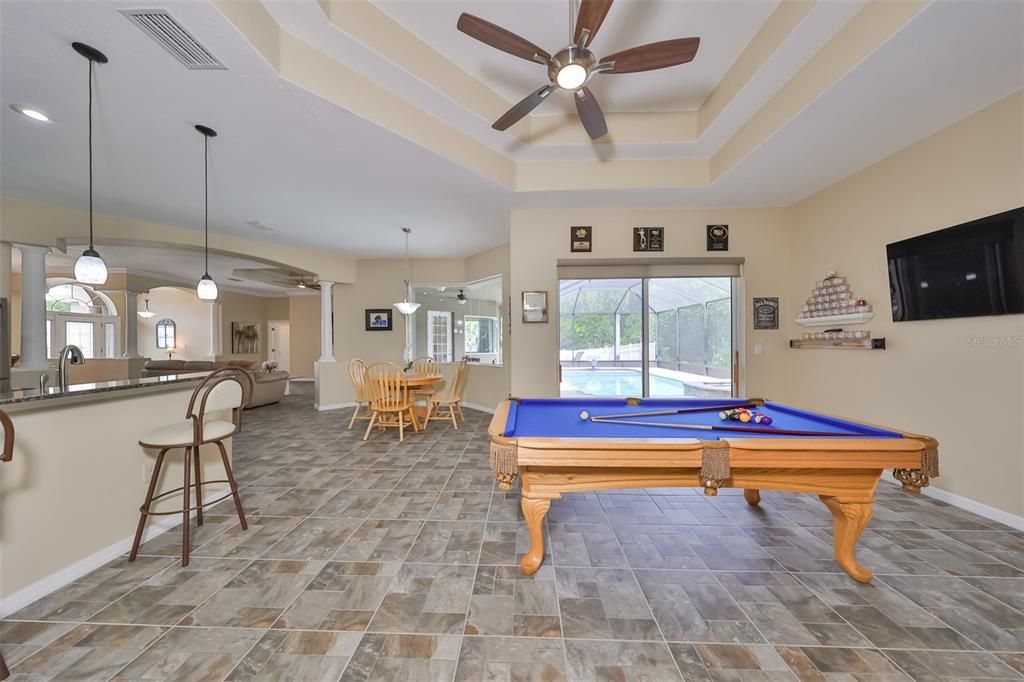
[364,362,419,442]
[424,361,468,430]
[347,358,372,429]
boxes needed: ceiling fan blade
[574,0,613,46]
[457,13,550,63]
[492,84,555,131]
[602,37,700,74]
[574,87,608,140]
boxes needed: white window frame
[426,310,453,362]
[45,283,120,359]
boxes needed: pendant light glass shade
[195,125,218,301]
[73,42,108,285]
[74,248,107,284]
[393,228,421,314]
[197,274,218,301]
[137,297,156,319]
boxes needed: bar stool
[129,368,253,567]
[1,409,14,681]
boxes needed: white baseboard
[462,402,496,414]
[881,473,1024,531]
[0,486,229,619]
[315,401,355,412]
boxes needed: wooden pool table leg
[520,495,551,575]
[743,489,761,506]
[820,495,874,583]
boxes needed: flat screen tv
[887,207,1024,322]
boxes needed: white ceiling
[1,0,1022,264]
[372,0,778,114]
[0,0,511,259]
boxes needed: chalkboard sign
[753,297,779,330]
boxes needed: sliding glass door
[646,278,733,397]
[559,276,734,398]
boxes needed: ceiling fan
[457,0,700,140]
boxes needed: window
[465,316,499,354]
[65,321,95,358]
[156,319,176,350]
[426,311,452,362]
[45,282,118,358]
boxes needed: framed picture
[365,308,393,331]
[633,227,664,252]
[522,291,548,323]
[570,226,592,252]
[230,322,260,354]
[753,297,779,330]
[707,224,729,251]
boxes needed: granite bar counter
[0,372,211,412]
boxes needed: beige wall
[139,287,213,361]
[288,295,320,378]
[508,208,794,400]
[789,90,1024,518]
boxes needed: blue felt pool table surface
[503,398,903,440]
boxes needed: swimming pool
[561,368,695,397]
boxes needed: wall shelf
[790,338,886,350]
[795,311,874,327]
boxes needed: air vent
[120,9,225,70]
[246,220,276,232]
[226,277,244,282]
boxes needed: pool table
[488,397,939,583]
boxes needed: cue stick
[591,400,765,421]
[588,417,861,438]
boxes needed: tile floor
[2,384,1023,680]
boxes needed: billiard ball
[579,410,590,421]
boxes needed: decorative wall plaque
[753,297,779,330]
[707,224,729,251]
[570,226,592,252]
[633,227,664,252]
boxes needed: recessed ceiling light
[10,104,50,122]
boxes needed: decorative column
[15,244,49,370]
[123,292,141,358]
[208,302,222,360]
[319,281,335,363]
[0,242,11,302]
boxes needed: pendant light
[137,298,156,319]
[195,124,218,301]
[72,42,109,285]
[457,289,467,304]
[393,227,421,315]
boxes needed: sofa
[141,359,255,377]
[141,360,289,408]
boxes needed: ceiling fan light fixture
[556,63,587,90]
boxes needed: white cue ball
[579,410,590,421]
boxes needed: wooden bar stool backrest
[411,356,439,377]
[0,409,12,463]
[349,358,370,402]
[185,368,254,442]
[365,362,409,411]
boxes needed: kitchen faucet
[57,345,85,392]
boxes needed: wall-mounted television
[887,207,1023,322]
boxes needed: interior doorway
[268,320,290,373]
